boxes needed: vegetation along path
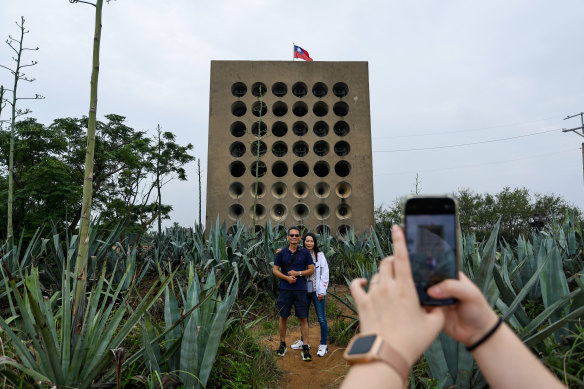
[259,285,353,388]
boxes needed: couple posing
[272,226,330,361]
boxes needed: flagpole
[292,42,295,61]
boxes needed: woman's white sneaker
[317,344,328,357]
[291,339,306,350]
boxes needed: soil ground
[258,285,353,389]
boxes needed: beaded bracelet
[466,317,503,352]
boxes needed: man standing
[273,226,315,361]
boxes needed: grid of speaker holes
[228,81,353,233]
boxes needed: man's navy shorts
[277,289,308,319]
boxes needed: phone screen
[405,197,458,305]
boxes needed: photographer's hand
[428,273,563,389]
[353,225,444,365]
[342,225,444,389]
[427,272,498,347]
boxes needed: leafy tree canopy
[456,187,581,241]
[375,187,582,241]
[0,115,195,240]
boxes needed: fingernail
[428,286,440,295]
[392,224,399,233]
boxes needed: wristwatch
[343,333,410,383]
[299,271,302,277]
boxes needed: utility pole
[562,112,584,187]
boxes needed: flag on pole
[293,45,313,61]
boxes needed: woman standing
[290,232,330,356]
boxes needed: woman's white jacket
[314,252,329,296]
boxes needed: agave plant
[328,256,379,343]
[327,228,378,282]
[191,217,244,270]
[19,220,129,292]
[135,264,238,388]
[0,242,175,388]
[423,215,584,388]
[189,219,285,298]
[0,228,46,309]
[0,228,45,276]
[139,224,197,278]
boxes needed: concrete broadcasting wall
[206,60,374,235]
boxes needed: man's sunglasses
[288,234,300,237]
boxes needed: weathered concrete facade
[206,60,374,235]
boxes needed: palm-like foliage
[0,220,128,295]
[136,264,238,388]
[424,214,584,388]
[0,211,575,387]
[0,247,174,388]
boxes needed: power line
[374,116,556,140]
[373,147,579,177]
[373,128,561,153]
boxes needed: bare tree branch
[7,43,19,56]
[16,96,45,101]
[20,61,39,68]
[69,0,97,7]
[1,16,42,244]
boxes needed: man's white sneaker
[291,340,310,350]
[317,344,328,357]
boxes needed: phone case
[400,194,461,306]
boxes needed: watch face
[347,334,377,355]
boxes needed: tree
[375,187,582,242]
[150,124,195,235]
[0,115,195,240]
[0,85,6,128]
[456,187,581,241]
[374,200,401,229]
[413,173,422,195]
[72,114,154,234]
[68,0,106,327]
[0,16,43,244]
[0,118,81,238]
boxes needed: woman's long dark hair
[302,232,321,260]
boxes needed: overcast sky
[1,0,583,229]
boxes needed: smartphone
[402,195,460,305]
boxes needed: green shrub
[328,318,355,347]
[541,324,584,388]
[208,325,280,389]
[255,318,279,338]
[325,297,342,319]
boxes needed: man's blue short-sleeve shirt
[274,247,314,291]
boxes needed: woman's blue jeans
[307,292,328,345]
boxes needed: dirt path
[261,285,353,389]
